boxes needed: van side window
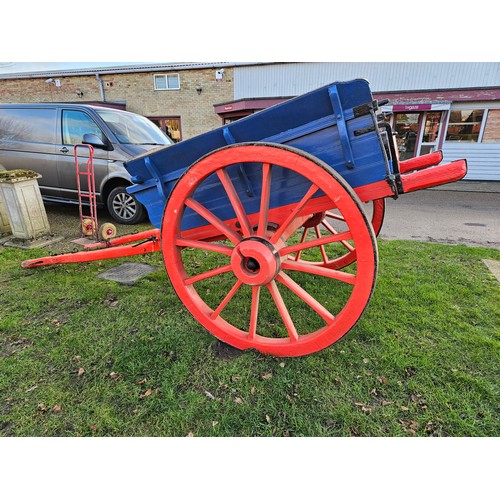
[62,110,105,145]
[0,108,56,143]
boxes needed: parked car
[0,103,173,224]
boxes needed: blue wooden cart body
[125,78,393,230]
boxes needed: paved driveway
[378,189,500,250]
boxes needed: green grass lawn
[1,239,499,437]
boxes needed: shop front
[388,104,451,160]
[379,91,500,180]
[214,88,500,181]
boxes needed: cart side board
[125,79,394,230]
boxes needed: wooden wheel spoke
[322,220,355,252]
[257,163,272,237]
[314,225,329,264]
[276,272,335,324]
[185,197,241,244]
[216,169,253,237]
[184,263,233,285]
[248,285,261,340]
[282,259,357,285]
[321,219,337,234]
[294,226,310,261]
[338,239,355,252]
[175,238,234,256]
[210,279,243,319]
[267,280,299,342]
[281,230,353,257]
[270,184,319,244]
[325,211,345,222]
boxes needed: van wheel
[107,186,146,225]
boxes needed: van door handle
[60,147,69,153]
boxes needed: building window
[154,74,180,90]
[445,109,485,142]
[148,116,182,142]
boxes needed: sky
[3,3,495,71]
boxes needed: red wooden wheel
[161,143,378,357]
[291,198,385,270]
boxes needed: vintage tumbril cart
[22,79,467,357]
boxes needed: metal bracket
[222,126,254,197]
[144,157,170,200]
[328,86,354,169]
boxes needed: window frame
[444,105,488,143]
[153,73,180,91]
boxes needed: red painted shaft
[399,150,443,174]
[21,238,160,269]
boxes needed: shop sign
[393,104,432,112]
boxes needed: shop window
[149,116,182,142]
[445,109,484,142]
[394,113,420,160]
[224,115,248,124]
[154,74,180,91]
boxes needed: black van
[0,103,173,224]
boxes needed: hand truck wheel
[81,218,95,237]
[100,222,117,240]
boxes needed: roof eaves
[0,62,273,80]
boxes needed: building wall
[0,74,99,103]
[0,67,235,140]
[442,143,500,181]
[483,109,500,143]
[234,62,500,98]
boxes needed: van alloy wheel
[107,186,146,225]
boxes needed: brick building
[0,63,236,140]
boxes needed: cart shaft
[21,234,160,269]
[355,158,467,203]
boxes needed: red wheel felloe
[161,143,378,357]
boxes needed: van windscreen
[97,109,173,146]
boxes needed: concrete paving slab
[72,237,96,246]
[482,259,500,283]
[3,234,65,249]
[95,262,159,285]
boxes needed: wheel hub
[231,237,280,286]
[302,211,325,228]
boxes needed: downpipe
[96,73,105,102]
